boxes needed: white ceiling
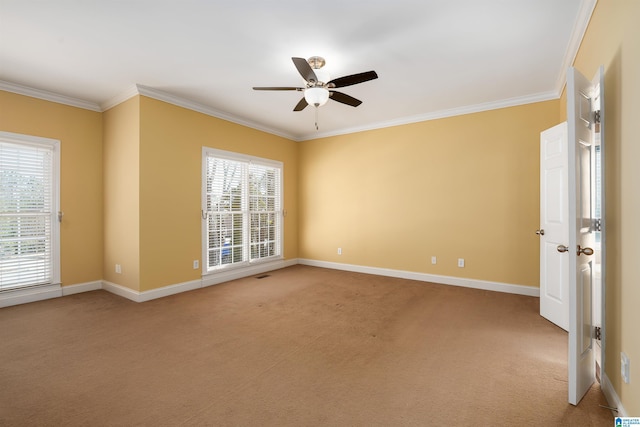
[0,0,594,141]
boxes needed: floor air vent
[256,274,270,279]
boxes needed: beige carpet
[0,265,613,426]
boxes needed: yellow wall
[569,0,640,415]
[0,91,103,286]
[300,101,559,287]
[137,96,298,291]
[103,97,141,290]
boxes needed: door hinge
[593,218,602,232]
[595,326,601,341]
[594,110,601,124]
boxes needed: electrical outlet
[115,264,122,274]
[431,256,437,265]
[621,352,630,383]
[337,248,342,255]
[193,260,199,269]
[457,258,465,268]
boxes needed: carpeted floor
[0,265,613,426]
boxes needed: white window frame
[201,147,283,275]
[0,131,61,304]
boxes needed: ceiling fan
[253,56,378,113]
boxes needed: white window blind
[249,162,281,261]
[203,148,282,273]
[205,156,248,269]
[0,136,59,291]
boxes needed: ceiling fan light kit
[253,56,378,129]
[304,87,329,107]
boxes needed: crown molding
[0,80,101,112]
[132,84,297,141]
[0,78,296,140]
[100,84,140,111]
[1,78,560,142]
[300,90,559,141]
[99,84,296,140]
[554,0,598,96]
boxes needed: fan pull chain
[315,106,319,131]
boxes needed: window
[202,148,282,273]
[0,132,60,291]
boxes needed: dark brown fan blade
[328,71,378,88]
[253,87,302,91]
[292,57,318,83]
[293,97,308,111]
[329,91,362,107]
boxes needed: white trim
[201,147,284,275]
[0,259,296,307]
[61,281,103,296]
[137,279,202,302]
[554,0,598,95]
[1,79,562,142]
[100,84,139,111]
[0,77,567,143]
[299,90,560,141]
[1,258,537,308]
[601,372,627,417]
[0,84,566,144]
[202,146,283,168]
[100,258,297,303]
[298,259,540,297]
[0,130,60,147]
[201,258,297,288]
[0,80,101,112]
[134,85,295,140]
[0,284,62,308]
[101,281,143,303]
[0,131,61,291]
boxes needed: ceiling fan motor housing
[306,57,329,86]
[307,56,326,70]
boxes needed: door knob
[577,245,594,256]
[536,229,545,236]
[557,245,569,253]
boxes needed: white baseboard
[101,281,144,303]
[61,281,102,296]
[101,258,299,303]
[2,258,536,309]
[201,258,298,288]
[0,284,62,308]
[298,259,540,297]
[601,372,627,417]
[137,279,202,302]
[102,279,203,303]
[0,259,298,308]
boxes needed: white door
[539,122,569,331]
[566,66,603,405]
